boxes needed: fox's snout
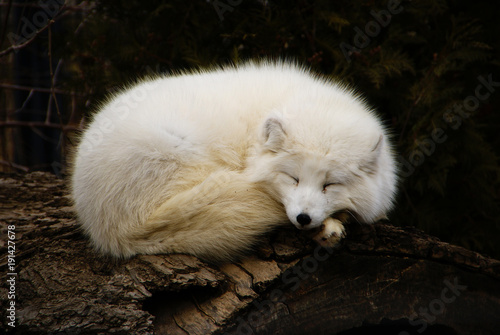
[291,211,324,230]
[296,213,312,226]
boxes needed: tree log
[1,172,499,334]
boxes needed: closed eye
[281,172,299,184]
[322,182,340,190]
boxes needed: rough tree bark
[1,172,499,334]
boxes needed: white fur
[71,60,398,262]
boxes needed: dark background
[1,0,499,257]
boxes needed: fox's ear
[262,117,286,153]
[360,134,383,174]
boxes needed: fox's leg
[313,212,350,248]
[127,170,288,263]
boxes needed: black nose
[296,213,311,226]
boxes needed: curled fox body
[71,61,397,262]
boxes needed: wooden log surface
[1,172,499,334]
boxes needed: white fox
[71,61,398,262]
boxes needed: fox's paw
[313,217,345,248]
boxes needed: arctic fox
[71,61,397,262]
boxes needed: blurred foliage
[6,0,500,257]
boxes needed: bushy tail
[125,170,288,263]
